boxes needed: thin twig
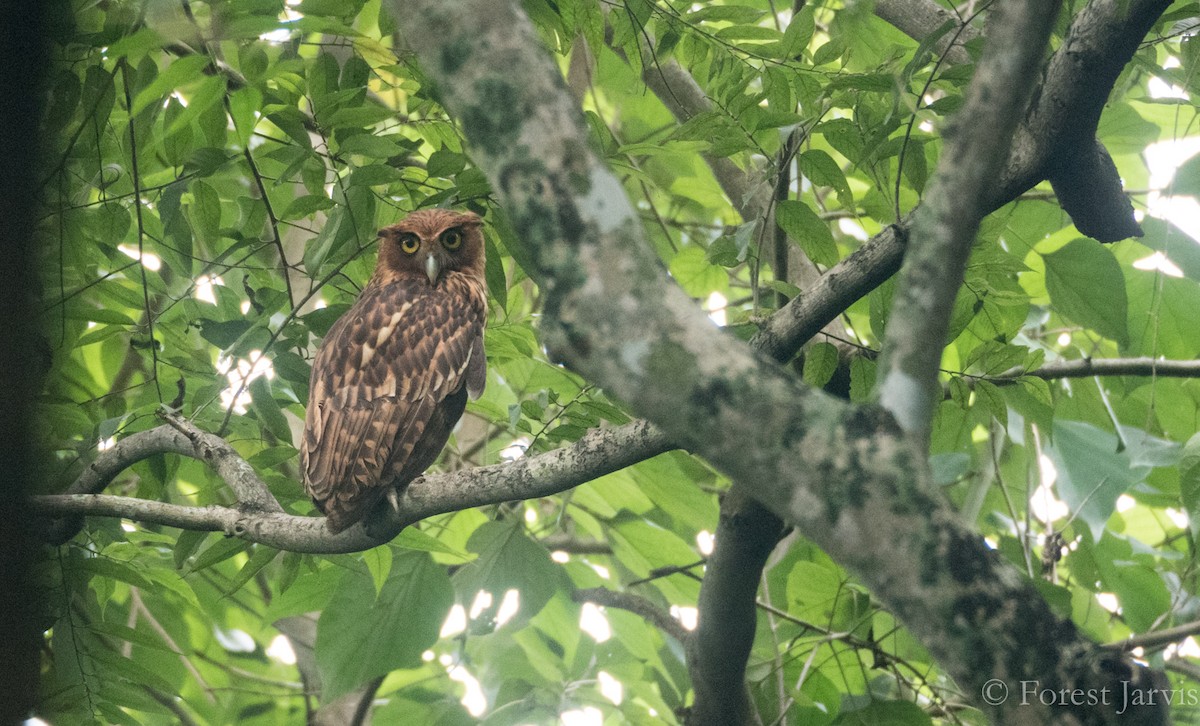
[119,59,162,402]
[572,587,691,644]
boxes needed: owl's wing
[301,276,486,533]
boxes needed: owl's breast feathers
[301,272,486,533]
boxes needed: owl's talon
[387,487,402,514]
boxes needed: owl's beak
[424,254,441,286]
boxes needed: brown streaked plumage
[301,209,487,533]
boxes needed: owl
[301,209,487,533]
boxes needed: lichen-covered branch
[878,0,1061,443]
[35,418,671,554]
[387,0,1168,722]
[45,410,284,544]
[874,0,979,65]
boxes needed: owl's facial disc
[424,253,441,286]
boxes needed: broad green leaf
[802,342,839,388]
[775,199,838,267]
[227,545,279,594]
[363,545,392,596]
[316,553,452,698]
[338,134,406,159]
[185,537,250,575]
[249,377,293,443]
[1180,433,1200,541]
[228,86,262,147]
[798,150,853,208]
[453,520,561,627]
[265,564,343,621]
[669,246,726,296]
[849,356,876,403]
[484,236,507,312]
[189,179,221,243]
[836,699,933,725]
[1171,151,1200,197]
[174,530,210,569]
[198,319,254,349]
[394,527,469,559]
[163,75,227,138]
[1043,238,1129,347]
[77,556,153,590]
[1126,273,1200,359]
[130,55,210,115]
[1046,420,1148,542]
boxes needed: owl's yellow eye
[398,234,420,255]
[441,229,463,250]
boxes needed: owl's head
[375,209,485,287]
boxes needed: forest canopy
[29,0,1200,724]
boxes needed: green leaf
[775,199,838,267]
[427,147,466,177]
[669,246,726,297]
[130,55,210,116]
[1172,151,1200,197]
[266,563,343,621]
[836,699,932,725]
[228,86,262,147]
[77,556,153,589]
[1047,421,1148,542]
[1043,239,1129,347]
[453,521,561,628]
[316,553,453,698]
[227,545,279,594]
[484,236,508,313]
[174,530,210,569]
[849,356,876,403]
[163,75,227,138]
[974,379,1007,426]
[798,150,853,208]
[300,304,351,338]
[189,179,221,243]
[87,621,178,654]
[802,342,839,388]
[185,537,250,574]
[394,527,468,558]
[324,105,399,128]
[248,446,300,469]
[1126,274,1200,359]
[1181,433,1200,541]
[249,377,293,442]
[198,319,254,349]
[338,134,406,159]
[363,546,392,596]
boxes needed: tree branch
[873,0,979,66]
[35,419,672,554]
[1105,619,1200,654]
[386,0,1168,722]
[997,0,1172,240]
[688,491,785,726]
[572,587,690,645]
[995,357,1200,382]
[755,0,1170,368]
[879,0,1061,443]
